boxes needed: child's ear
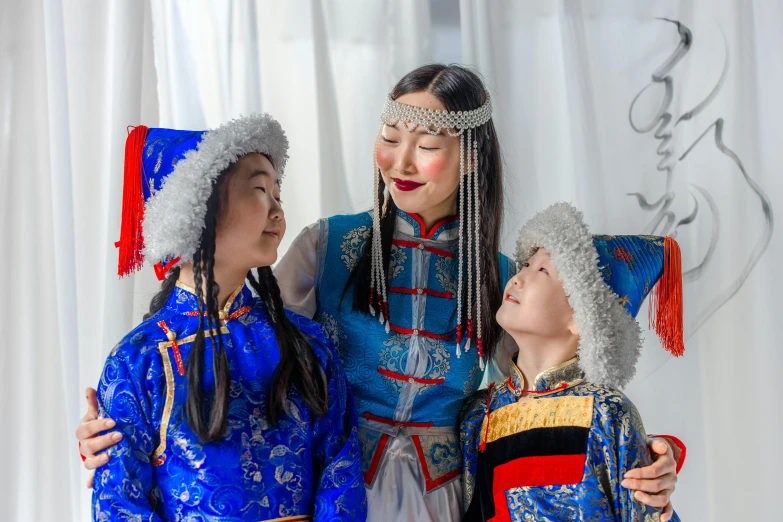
[567,313,580,336]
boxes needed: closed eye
[420,146,439,151]
[381,136,397,144]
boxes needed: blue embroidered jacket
[460,356,681,522]
[313,210,516,492]
[92,282,366,522]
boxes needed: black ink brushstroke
[628,18,774,338]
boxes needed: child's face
[496,248,579,340]
[214,153,285,271]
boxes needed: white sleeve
[273,221,321,319]
[479,331,518,389]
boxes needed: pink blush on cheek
[419,157,448,179]
[375,147,395,170]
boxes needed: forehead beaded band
[381,95,492,135]
[370,93,492,369]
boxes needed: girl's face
[375,91,462,218]
[496,248,579,340]
[214,153,285,272]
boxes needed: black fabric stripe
[484,425,589,465]
[464,426,590,522]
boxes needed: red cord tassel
[648,236,684,356]
[116,125,149,277]
[479,382,494,453]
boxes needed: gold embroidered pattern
[153,341,175,464]
[151,325,231,463]
[260,515,311,522]
[480,395,594,445]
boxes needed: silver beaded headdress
[371,94,493,368]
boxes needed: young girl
[80,65,680,521]
[91,115,365,521]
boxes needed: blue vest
[313,210,515,492]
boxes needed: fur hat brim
[142,113,289,265]
[514,202,642,389]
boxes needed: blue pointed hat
[116,114,288,279]
[515,203,684,388]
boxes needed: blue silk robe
[460,356,681,522]
[91,282,367,522]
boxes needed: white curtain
[461,0,781,519]
[0,0,158,520]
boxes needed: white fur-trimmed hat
[116,113,289,279]
[515,202,684,389]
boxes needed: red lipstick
[392,178,424,192]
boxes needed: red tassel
[116,125,149,277]
[648,237,684,356]
[456,323,462,346]
[477,337,484,359]
[154,257,181,281]
[479,381,494,453]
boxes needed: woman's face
[375,91,462,217]
[214,153,285,272]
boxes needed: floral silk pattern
[92,284,367,521]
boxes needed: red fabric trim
[505,377,567,396]
[157,320,185,376]
[377,368,445,385]
[388,286,453,299]
[489,455,586,522]
[408,213,459,239]
[363,412,433,428]
[153,257,181,281]
[78,442,87,462]
[392,239,454,258]
[363,433,390,485]
[388,324,450,341]
[153,455,166,466]
[480,382,494,453]
[226,306,251,321]
[428,468,462,490]
[411,435,431,481]
[410,435,463,491]
[184,306,251,321]
[649,434,687,474]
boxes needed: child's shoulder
[571,382,646,434]
[461,379,516,424]
[106,312,172,368]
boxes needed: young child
[460,202,684,521]
[92,115,366,520]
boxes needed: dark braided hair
[143,266,181,320]
[143,158,328,441]
[184,185,232,442]
[247,267,328,423]
[347,64,505,359]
